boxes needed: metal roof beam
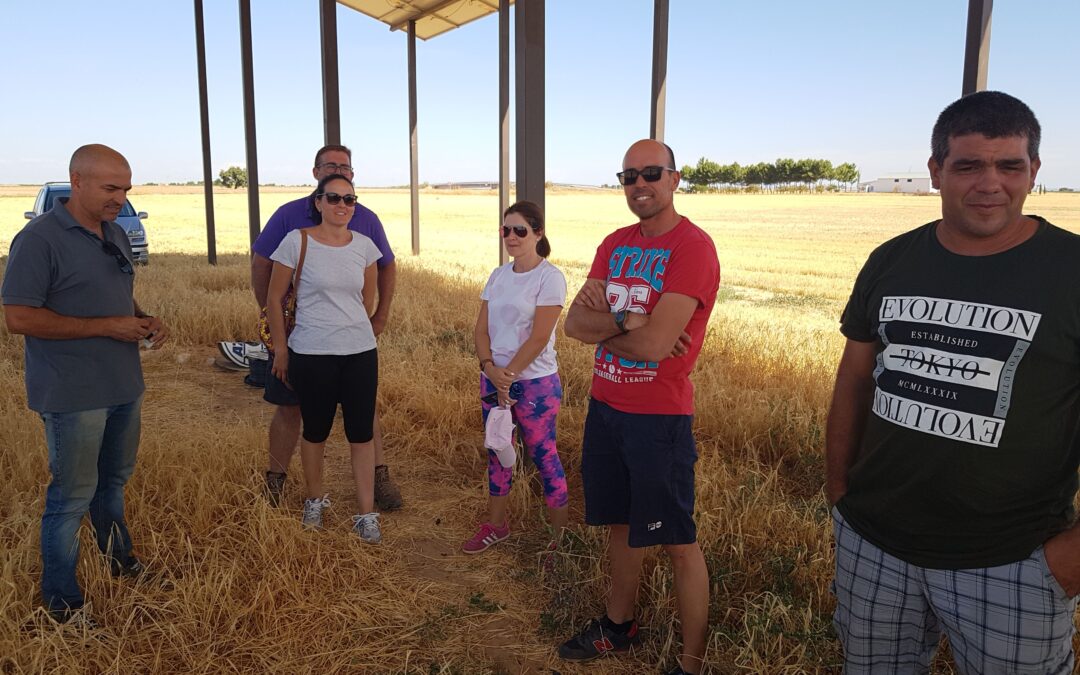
[389,0,462,32]
[337,0,507,40]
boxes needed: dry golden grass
[1,190,1079,673]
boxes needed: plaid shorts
[831,507,1077,674]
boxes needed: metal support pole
[498,0,510,265]
[514,0,544,214]
[962,0,992,95]
[650,0,669,142]
[194,0,217,264]
[239,0,261,247]
[408,20,420,255]
[320,0,341,145]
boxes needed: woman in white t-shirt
[266,173,384,544]
[465,201,569,557]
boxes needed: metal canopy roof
[337,0,512,40]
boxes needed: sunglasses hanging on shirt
[76,227,133,275]
[102,240,134,275]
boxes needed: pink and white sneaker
[461,522,510,554]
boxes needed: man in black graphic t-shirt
[826,92,1080,673]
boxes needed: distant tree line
[680,157,860,193]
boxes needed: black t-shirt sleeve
[840,247,881,343]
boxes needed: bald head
[69,144,130,178]
[623,139,676,171]
[66,144,133,229]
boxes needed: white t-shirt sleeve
[480,267,501,301]
[536,264,567,307]
[270,229,300,268]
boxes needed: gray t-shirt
[1,199,144,413]
[270,229,382,355]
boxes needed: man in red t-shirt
[559,139,720,675]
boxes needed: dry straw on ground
[1,191,1078,673]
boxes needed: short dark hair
[314,144,352,168]
[504,200,550,258]
[931,91,1040,165]
[312,173,354,224]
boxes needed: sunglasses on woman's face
[501,225,530,238]
[318,192,358,206]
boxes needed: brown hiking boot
[265,471,286,507]
[374,465,403,511]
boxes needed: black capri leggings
[287,348,378,444]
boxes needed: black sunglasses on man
[616,165,676,186]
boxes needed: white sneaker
[352,512,381,544]
[302,495,331,529]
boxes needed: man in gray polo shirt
[2,144,169,626]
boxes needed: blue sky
[1,1,1078,188]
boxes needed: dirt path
[146,347,634,674]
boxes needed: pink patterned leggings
[479,372,567,509]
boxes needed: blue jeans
[40,396,142,615]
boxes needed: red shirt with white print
[586,217,720,415]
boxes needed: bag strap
[292,229,308,290]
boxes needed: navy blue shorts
[581,398,698,548]
[263,350,299,407]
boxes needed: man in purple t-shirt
[250,144,402,510]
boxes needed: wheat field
[1,188,1078,674]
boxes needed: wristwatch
[614,310,630,335]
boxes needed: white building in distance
[863,172,934,193]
